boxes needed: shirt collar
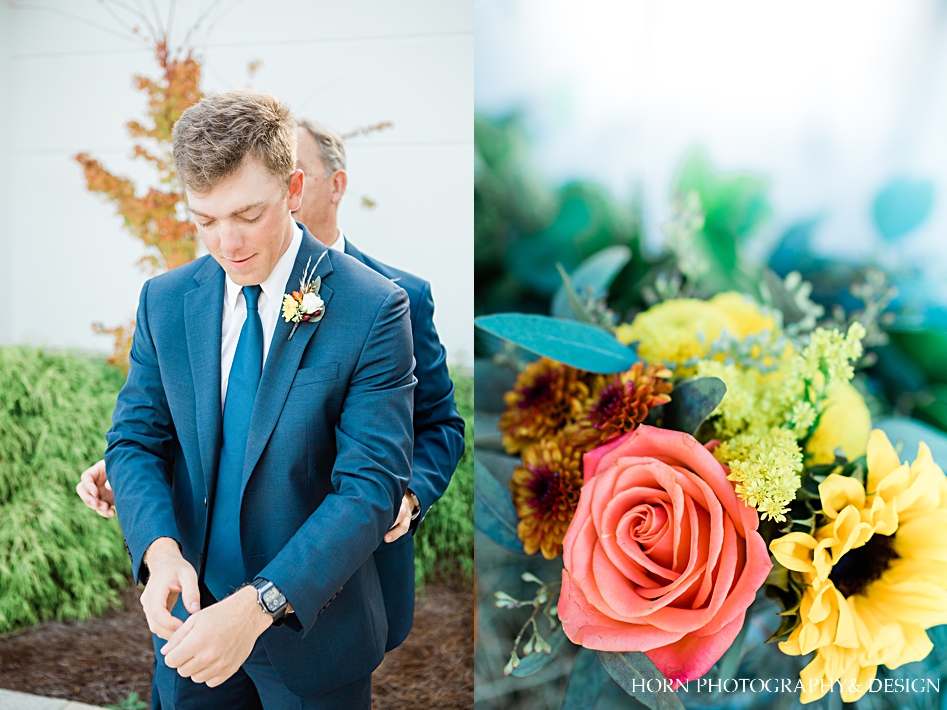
[224,221,303,313]
[329,228,346,253]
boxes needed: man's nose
[218,221,243,256]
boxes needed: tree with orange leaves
[77,38,202,369]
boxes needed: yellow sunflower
[770,430,947,703]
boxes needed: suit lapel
[239,231,335,499]
[184,258,225,500]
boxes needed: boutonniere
[281,251,328,340]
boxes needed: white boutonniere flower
[282,251,328,340]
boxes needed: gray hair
[297,119,346,177]
[172,89,297,193]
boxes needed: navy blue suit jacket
[345,239,465,524]
[105,227,416,696]
[348,239,466,650]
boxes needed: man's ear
[288,169,305,211]
[331,170,348,205]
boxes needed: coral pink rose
[559,425,771,685]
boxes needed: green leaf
[511,627,567,677]
[474,357,518,413]
[662,377,726,435]
[562,647,610,709]
[597,651,685,710]
[888,330,947,385]
[473,459,524,553]
[552,246,632,320]
[873,178,934,242]
[674,148,770,282]
[554,264,595,325]
[874,417,947,471]
[475,314,637,374]
[714,613,749,686]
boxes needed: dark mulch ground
[0,578,472,709]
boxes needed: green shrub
[0,347,128,633]
[413,367,474,586]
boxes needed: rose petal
[645,612,747,684]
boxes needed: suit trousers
[151,586,371,710]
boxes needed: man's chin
[215,256,265,285]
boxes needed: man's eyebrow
[189,201,267,219]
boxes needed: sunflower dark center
[519,374,554,410]
[527,465,565,515]
[829,533,900,598]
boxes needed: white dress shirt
[220,222,303,406]
[328,228,346,253]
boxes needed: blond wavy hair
[172,89,297,193]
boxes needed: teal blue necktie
[205,285,263,600]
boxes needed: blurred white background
[475,0,947,291]
[0,0,473,361]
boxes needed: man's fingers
[384,515,411,543]
[180,569,201,614]
[161,616,194,659]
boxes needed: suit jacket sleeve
[259,287,416,635]
[409,281,466,522]
[104,280,181,585]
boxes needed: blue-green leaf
[475,313,637,374]
[474,459,524,553]
[552,246,632,320]
[511,628,567,677]
[562,647,610,709]
[874,417,947,471]
[597,651,685,710]
[873,178,934,242]
[663,377,726,435]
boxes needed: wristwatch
[251,578,289,626]
[407,489,422,533]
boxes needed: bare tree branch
[10,2,149,48]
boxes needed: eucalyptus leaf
[552,246,632,320]
[474,459,523,553]
[714,613,749,687]
[662,377,726,435]
[597,651,685,710]
[474,411,505,452]
[474,357,518,414]
[872,177,934,242]
[554,264,595,324]
[511,628,567,677]
[562,647,610,710]
[475,313,637,374]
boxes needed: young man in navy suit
[97,90,423,709]
[78,120,465,656]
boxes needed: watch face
[262,586,286,612]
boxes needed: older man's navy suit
[344,239,466,651]
[106,226,415,706]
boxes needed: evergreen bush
[0,347,128,633]
[414,368,474,586]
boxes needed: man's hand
[384,493,415,543]
[76,459,115,518]
[141,537,201,640]
[161,585,271,687]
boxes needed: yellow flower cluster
[770,431,947,703]
[714,427,803,521]
[615,292,776,373]
[701,322,867,521]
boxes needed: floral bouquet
[474,214,947,708]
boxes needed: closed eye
[241,214,263,223]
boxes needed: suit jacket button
[203,496,208,507]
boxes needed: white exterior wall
[0,0,473,361]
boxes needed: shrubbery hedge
[0,347,129,633]
[0,350,473,632]
[414,369,474,586]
